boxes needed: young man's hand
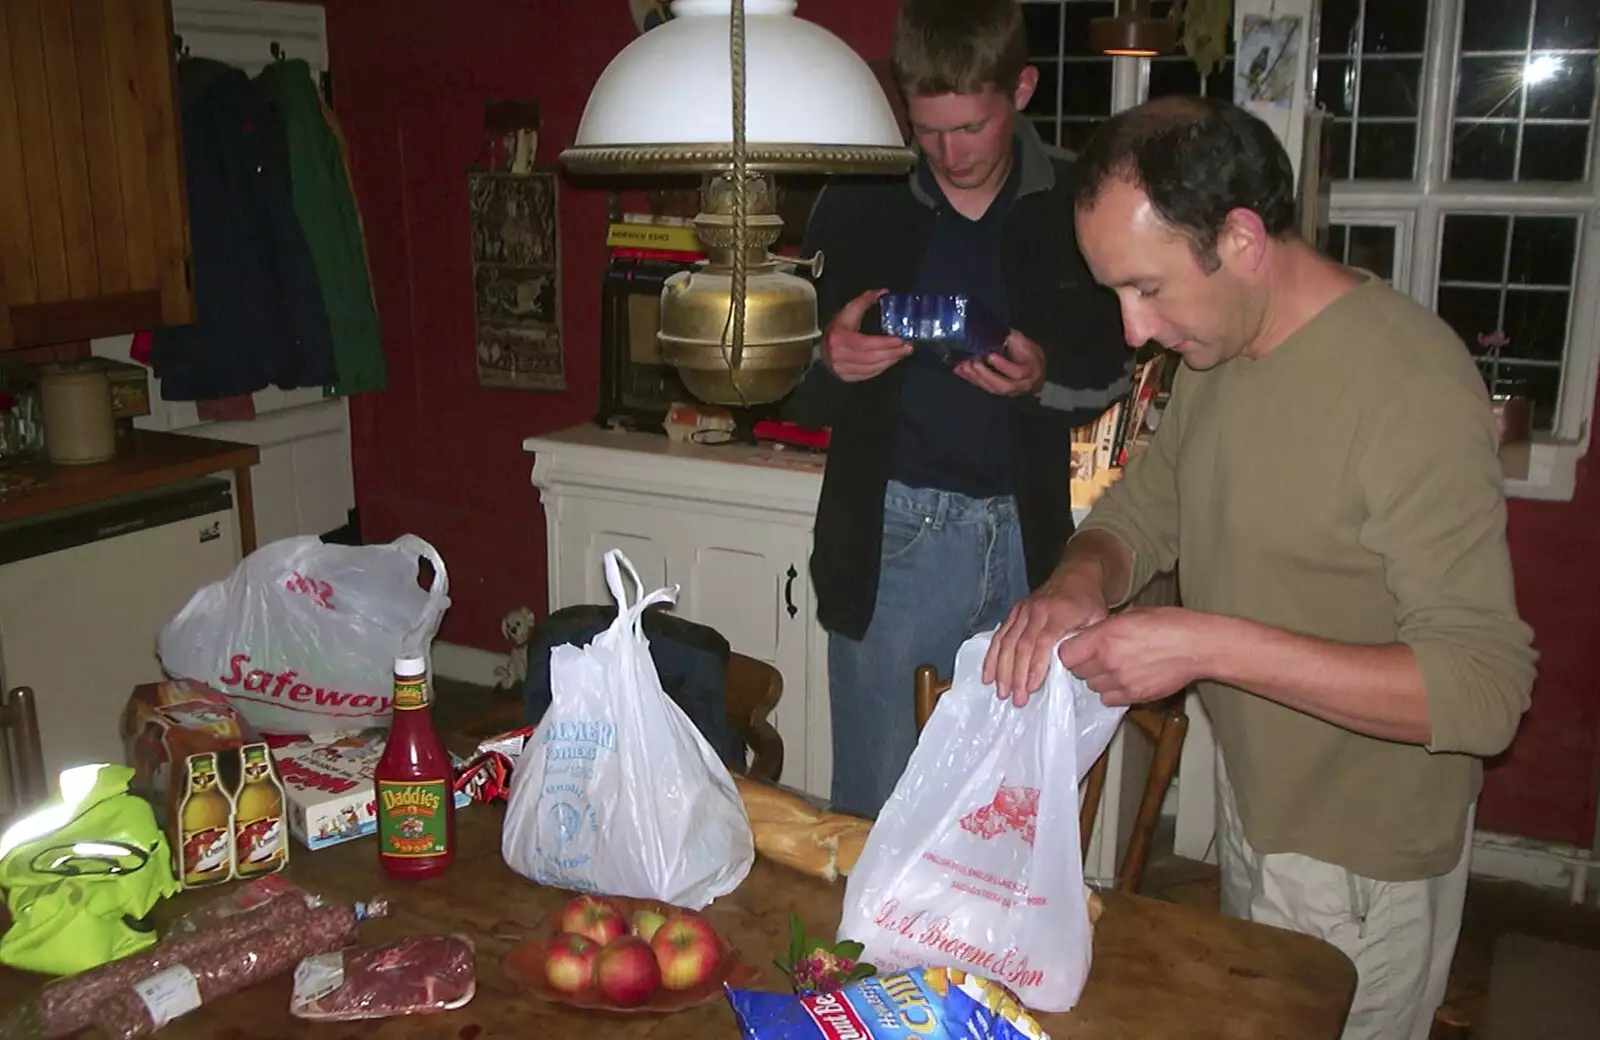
[822,288,913,382]
[955,329,1045,397]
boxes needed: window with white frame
[1330,0,1600,435]
[1021,0,1600,439]
[1022,0,1115,151]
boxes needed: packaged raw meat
[8,879,321,1039]
[726,965,1051,1040]
[290,934,477,1021]
[89,899,385,1040]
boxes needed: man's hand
[955,329,1045,397]
[984,570,1109,706]
[822,288,913,382]
[1056,606,1213,707]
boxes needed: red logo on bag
[959,783,1040,846]
[284,571,335,610]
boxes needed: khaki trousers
[1215,752,1472,1040]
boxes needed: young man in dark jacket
[786,0,1129,817]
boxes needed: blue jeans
[827,481,1029,818]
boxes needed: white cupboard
[523,423,1213,887]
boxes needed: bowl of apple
[505,893,758,1013]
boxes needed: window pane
[1440,214,1510,283]
[1461,0,1534,53]
[1061,61,1113,115]
[1061,119,1102,154]
[1346,225,1398,281]
[1501,290,1572,361]
[1520,124,1591,181]
[1024,2,1062,57]
[1361,59,1424,116]
[1437,287,1505,344]
[1440,214,1510,284]
[1027,61,1060,116]
[1524,54,1596,120]
[1030,118,1061,148]
[1354,123,1417,179]
[1362,0,1428,54]
[1456,57,1526,118]
[1451,122,1519,179]
[1319,0,1361,55]
[1316,59,1355,117]
[1508,216,1578,285]
[1532,0,1600,49]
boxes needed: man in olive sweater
[984,98,1536,1040]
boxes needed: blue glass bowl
[879,293,1007,363]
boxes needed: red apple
[594,935,660,1007]
[543,932,600,995]
[650,914,723,991]
[631,909,668,942]
[558,894,627,947]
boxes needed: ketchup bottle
[375,654,455,878]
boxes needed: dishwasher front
[0,477,241,791]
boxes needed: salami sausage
[90,901,373,1040]
[30,887,316,1038]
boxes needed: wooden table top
[0,806,1353,1038]
[0,429,257,525]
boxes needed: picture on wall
[468,168,565,391]
[1236,14,1302,109]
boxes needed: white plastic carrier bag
[838,629,1124,1012]
[501,549,753,909]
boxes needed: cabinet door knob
[784,565,798,619]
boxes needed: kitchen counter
[0,429,260,553]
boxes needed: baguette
[732,776,872,882]
[731,777,1108,927]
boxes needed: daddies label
[376,780,449,857]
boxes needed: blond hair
[890,0,1028,97]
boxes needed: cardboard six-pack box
[273,730,472,851]
[121,679,290,887]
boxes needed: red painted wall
[323,1,1597,847]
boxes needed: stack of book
[607,213,706,264]
[1069,351,1172,509]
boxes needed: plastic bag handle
[393,534,449,600]
[602,550,676,631]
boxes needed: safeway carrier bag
[157,535,450,735]
[838,629,1124,1012]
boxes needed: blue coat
[150,58,334,400]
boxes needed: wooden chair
[451,652,786,784]
[913,666,1188,894]
[0,686,48,822]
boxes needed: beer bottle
[179,752,234,885]
[233,743,288,877]
[374,655,455,878]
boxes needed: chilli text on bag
[285,571,335,610]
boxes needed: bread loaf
[732,776,872,882]
[732,777,1108,927]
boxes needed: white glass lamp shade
[561,0,913,175]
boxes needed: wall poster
[467,168,565,392]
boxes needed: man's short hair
[891,0,1028,97]
[1074,97,1298,271]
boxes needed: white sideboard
[523,423,1217,885]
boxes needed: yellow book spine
[606,222,702,252]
